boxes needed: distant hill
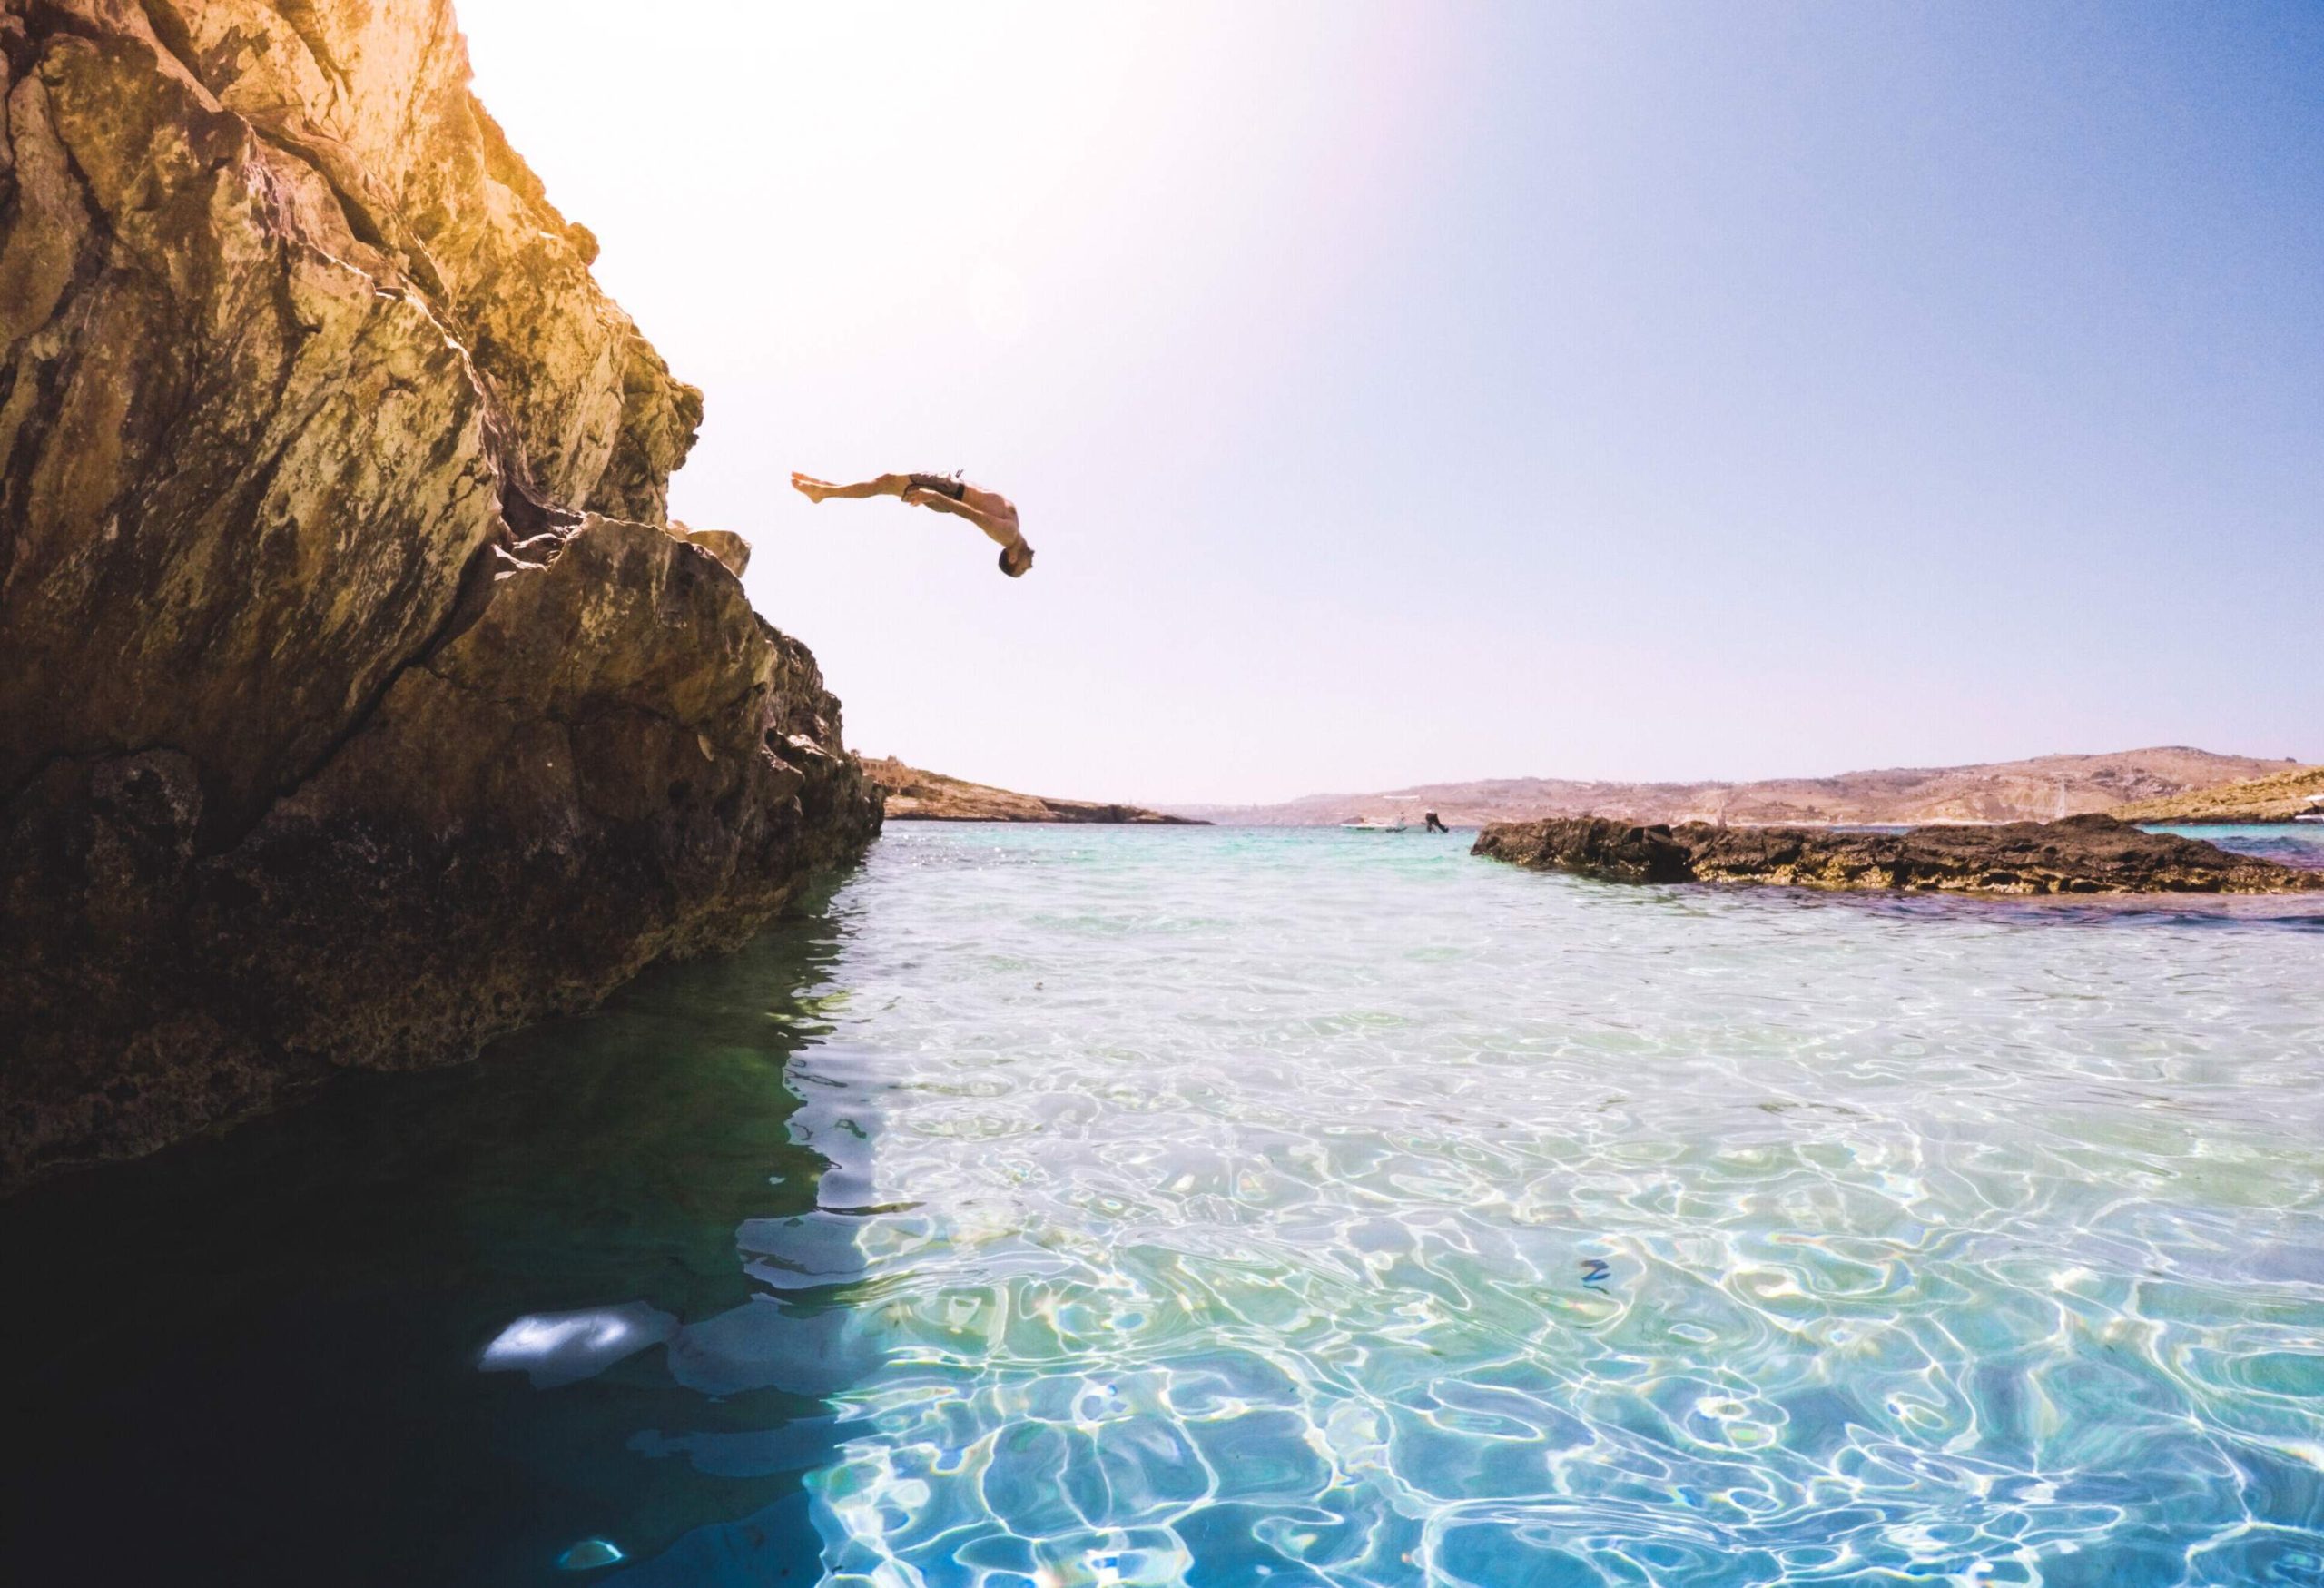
[1169,748,2304,829]
[864,758,1205,824]
[2110,764,2324,824]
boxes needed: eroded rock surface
[1472,814,2324,895]
[672,522,753,579]
[0,0,880,1191]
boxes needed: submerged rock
[1472,814,2324,895]
[556,1539,625,1572]
[0,0,881,1193]
[479,1302,677,1390]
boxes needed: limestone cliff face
[0,0,881,1191]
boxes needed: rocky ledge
[863,758,1204,824]
[0,0,881,1193]
[1472,814,2324,895]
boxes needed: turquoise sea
[6,824,2324,1586]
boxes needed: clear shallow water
[6,825,2324,1586]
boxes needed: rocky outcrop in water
[0,0,881,1192]
[864,757,1204,824]
[1472,814,2324,894]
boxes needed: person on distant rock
[790,470,1034,578]
[1423,811,1451,834]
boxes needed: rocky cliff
[1472,814,2322,895]
[0,0,881,1192]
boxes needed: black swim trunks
[907,472,968,500]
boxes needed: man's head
[1000,543,1035,578]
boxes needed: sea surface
[2147,823,2324,872]
[6,823,2324,1586]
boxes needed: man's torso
[960,482,1019,529]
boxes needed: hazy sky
[458,1,2321,804]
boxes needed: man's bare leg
[792,471,911,503]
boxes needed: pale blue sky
[461,1,2320,804]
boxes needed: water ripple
[607,826,2324,1586]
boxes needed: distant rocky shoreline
[865,759,1204,825]
[1473,814,2324,895]
[2108,765,2324,825]
[1172,747,2309,830]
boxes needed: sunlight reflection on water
[592,824,2324,1587]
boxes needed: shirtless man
[790,470,1035,578]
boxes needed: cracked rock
[0,0,881,1192]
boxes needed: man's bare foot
[790,472,829,503]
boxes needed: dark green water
[0,895,856,1585]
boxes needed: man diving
[791,470,1035,578]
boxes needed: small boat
[1340,817,1409,833]
[2295,794,2324,824]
